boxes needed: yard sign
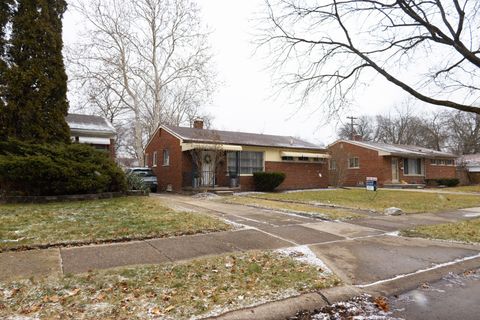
[366,177,378,191]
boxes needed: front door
[201,151,215,186]
[391,157,399,183]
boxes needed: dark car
[126,167,158,192]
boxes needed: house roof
[66,113,116,137]
[162,125,325,150]
[335,140,457,158]
[458,154,480,171]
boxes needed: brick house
[144,120,330,192]
[328,140,458,187]
[457,154,480,184]
[66,114,116,159]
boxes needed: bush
[0,139,127,196]
[426,178,460,187]
[253,172,286,191]
[126,173,149,192]
[436,178,460,187]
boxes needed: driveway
[157,194,480,296]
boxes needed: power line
[347,116,358,140]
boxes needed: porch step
[384,183,425,189]
[214,190,235,196]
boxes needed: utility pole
[347,116,358,140]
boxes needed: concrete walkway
[2,194,480,294]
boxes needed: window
[329,159,337,170]
[348,157,359,169]
[281,156,294,161]
[298,156,309,161]
[163,149,170,166]
[152,151,157,167]
[404,158,423,175]
[227,151,264,174]
[432,159,454,166]
[144,153,149,167]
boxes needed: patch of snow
[233,191,266,196]
[464,212,480,217]
[310,294,404,320]
[0,238,25,243]
[385,231,400,237]
[192,192,221,200]
[276,245,333,275]
[223,219,248,230]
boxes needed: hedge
[253,172,286,191]
[0,140,126,196]
[425,178,460,187]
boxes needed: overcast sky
[62,0,439,146]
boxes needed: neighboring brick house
[457,154,480,184]
[328,140,457,187]
[66,113,116,159]
[144,120,329,192]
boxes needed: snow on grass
[276,245,333,275]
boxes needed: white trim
[280,151,330,158]
[77,136,111,145]
[181,143,242,152]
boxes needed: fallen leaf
[151,307,161,315]
[374,296,389,312]
[164,305,175,312]
[96,293,106,301]
[68,288,81,297]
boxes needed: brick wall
[265,161,329,190]
[145,128,183,192]
[425,160,456,180]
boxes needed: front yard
[250,189,480,213]
[0,196,230,251]
[0,251,340,319]
[401,218,480,243]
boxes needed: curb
[363,255,480,297]
[207,285,361,320]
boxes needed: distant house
[66,113,116,159]
[328,140,457,187]
[144,120,330,192]
[457,154,480,184]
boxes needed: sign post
[366,177,378,191]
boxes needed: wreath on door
[204,154,212,164]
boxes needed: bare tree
[68,0,215,163]
[446,111,480,154]
[260,0,480,116]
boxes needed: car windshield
[130,169,155,177]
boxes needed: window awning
[77,137,111,145]
[181,143,243,152]
[281,151,330,158]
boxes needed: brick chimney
[353,134,363,141]
[193,119,204,129]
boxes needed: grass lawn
[401,218,480,243]
[0,251,340,319]
[0,196,230,251]
[251,189,480,213]
[222,197,362,220]
[445,185,480,193]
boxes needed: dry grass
[252,189,480,213]
[222,197,362,220]
[401,218,480,243]
[444,185,480,193]
[0,251,341,319]
[0,196,230,251]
